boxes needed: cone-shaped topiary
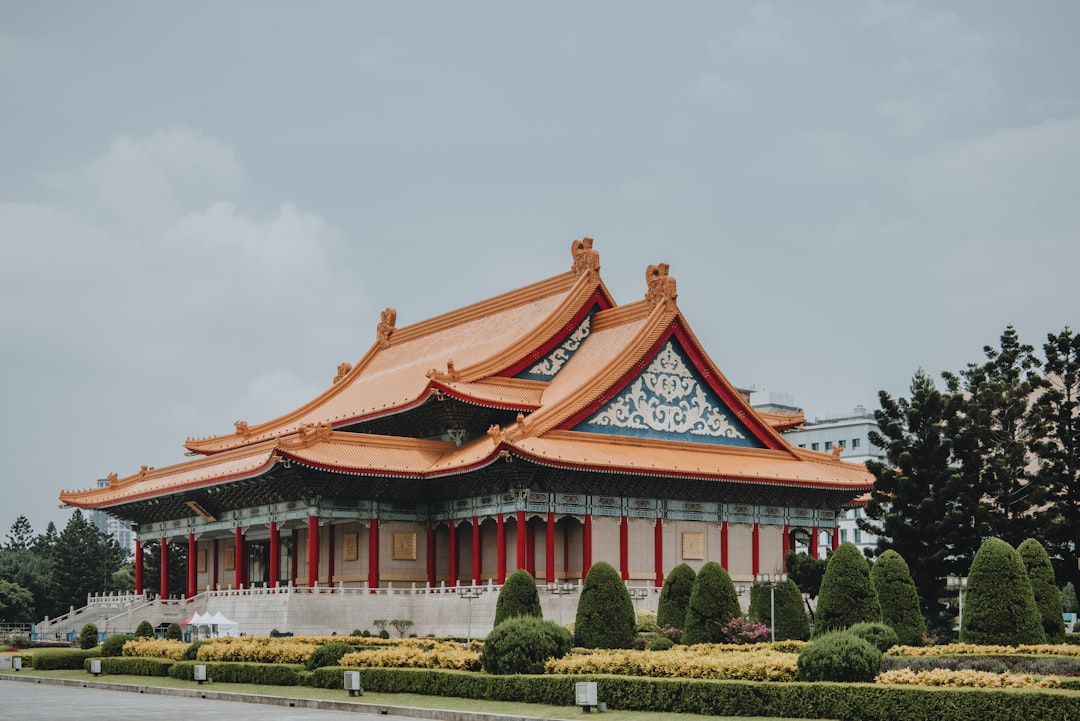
[134,620,155,638]
[493,569,543,626]
[78,623,99,650]
[749,579,811,641]
[961,537,1045,645]
[870,549,927,646]
[682,561,741,645]
[1018,538,1065,644]
[1063,582,1080,614]
[480,615,573,674]
[165,622,183,641]
[574,562,636,649]
[814,542,881,636]
[656,563,696,631]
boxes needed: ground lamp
[754,573,788,643]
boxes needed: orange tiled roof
[756,409,807,431]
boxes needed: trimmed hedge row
[30,648,101,670]
[169,660,303,686]
[86,657,173,676]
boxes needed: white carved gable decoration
[587,341,746,439]
[527,315,592,377]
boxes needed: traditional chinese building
[60,240,872,611]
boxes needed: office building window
[824,441,833,451]
[811,443,819,451]
[839,439,846,448]
[798,444,806,448]
[852,437,861,448]
[841,529,848,542]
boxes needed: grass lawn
[10,669,825,721]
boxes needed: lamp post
[547,582,574,626]
[755,573,787,643]
[629,587,649,628]
[947,576,968,636]
[457,585,481,645]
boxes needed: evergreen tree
[682,561,741,645]
[32,522,58,557]
[142,539,187,598]
[814,542,880,636]
[0,547,51,620]
[493,569,542,626]
[785,552,827,599]
[870,550,926,646]
[4,515,34,550]
[1030,327,1080,587]
[962,537,1045,645]
[1018,538,1066,643]
[656,563,695,630]
[574,562,636,649]
[1063,582,1080,615]
[860,370,964,636]
[748,579,810,641]
[0,579,35,623]
[48,510,126,616]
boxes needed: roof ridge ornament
[571,237,601,275]
[280,421,334,449]
[831,445,843,459]
[234,420,251,437]
[645,263,677,307]
[333,362,352,384]
[377,307,397,348]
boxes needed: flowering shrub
[721,617,770,645]
[877,668,1060,689]
[545,643,799,681]
[122,639,189,660]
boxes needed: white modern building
[91,478,136,557]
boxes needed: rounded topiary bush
[100,634,129,657]
[574,562,636,649]
[847,621,899,652]
[493,569,543,626]
[165,622,183,641]
[870,549,926,646]
[306,641,357,671]
[647,636,675,651]
[656,563,696,631]
[1019,538,1065,644]
[797,631,883,682]
[180,640,209,661]
[78,623,99,650]
[748,579,811,641]
[962,537,1045,645]
[480,615,573,674]
[814,542,881,636]
[134,620,155,639]
[682,562,741,645]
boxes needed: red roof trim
[497,291,611,378]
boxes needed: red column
[720,521,729,571]
[290,530,298,586]
[159,536,168,601]
[234,526,244,588]
[368,518,380,591]
[471,516,481,584]
[583,514,592,578]
[810,525,820,560]
[545,512,556,583]
[496,514,506,584]
[751,523,760,577]
[134,541,144,595]
[654,517,664,588]
[782,524,791,562]
[427,522,436,587]
[448,521,458,587]
[832,526,841,552]
[526,520,536,576]
[619,515,629,581]
[212,538,219,590]
[187,533,196,599]
[307,515,319,589]
[269,521,279,589]
[327,524,335,588]
[516,510,526,571]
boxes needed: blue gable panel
[515,311,594,382]
[575,339,764,448]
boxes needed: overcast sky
[2,2,1078,538]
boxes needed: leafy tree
[493,569,542,626]
[860,370,966,637]
[47,510,126,617]
[0,579,35,623]
[814,542,880,636]
[961,537,1045,645]
[0,547,51,620]
[4,515,34,550]
[1030,327,1080,587]
[785,552,826,599]
[682,561,741,645]
[1018,538,1066,643]
[656,563,695,630]
[870,550,926,646]
[1063,582,1080,615]
[390,619,414,637]
[574,562,635,649]
[78,623,99,649]
[748,578,810,641]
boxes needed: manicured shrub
[92,656,173,676]
[169,660,301,685]
[180,640,208,661]
[306,641,357,670]
[962,537,1045,645]
[134,620,155,639]
[748,579,810,641]
[493,569,543,626]
[848,621,898,652]
[871,550,926,646]
[814,542,881,636]
[165,622,183,641]
[797,631,882,682]
[682,562,741,645]
[378,629,390,639]
[480,615,572,674]
[646,636,675,651]
[78,623,99,650]
[656,563,696,630]
[100,634,130,657]
[1018,538,1066,643]
[32,648,100,670]
[574,562,636,649]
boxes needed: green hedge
[30,648,101,670]
[169,660,303,686]
[85,657,173,676]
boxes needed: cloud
[732,2,793,58]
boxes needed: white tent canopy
[181,611,239,638]
[209,612,239,638]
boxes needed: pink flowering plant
[720,617,771,645]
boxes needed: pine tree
[1018,538,1066,643]
[962,537,1044,645]
[4,515,34,550]
[656,563,695,630]
[682,562,741,645]
[32,522,59,557]
[814,542,880,636]
[870,550,926,646]
[47,510,126,616]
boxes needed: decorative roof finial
[645,263,677,306]
[831,445,843,459]
[333,362,352,384]
[377,307,397,348]
[234,420,250,436]
[571,237,601,275]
